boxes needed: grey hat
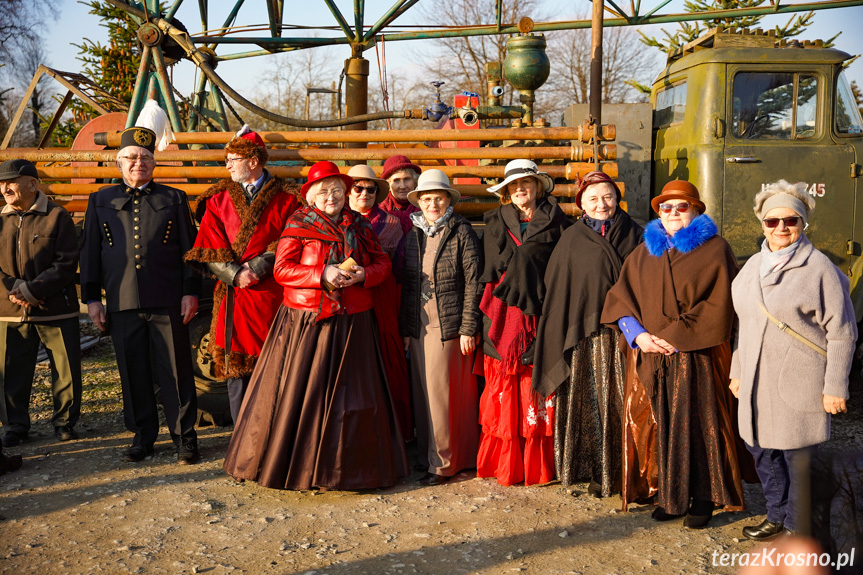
[0,159,38,181]
[407,169,461,207]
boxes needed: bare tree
[10,37,55,146]
[0,0,58,63]
[542,24,657,121]
[243,45,341,131]
[412,0,546,104]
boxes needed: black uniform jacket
[80,182,200,312]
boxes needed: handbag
[757,301,827,357]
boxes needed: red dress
[365,206,413,440]
[476,279,556,487]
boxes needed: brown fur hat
[225,134,268,166]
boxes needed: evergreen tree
[53,1,142,146]
[639,0,828,55]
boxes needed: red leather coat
[275,233,391,320]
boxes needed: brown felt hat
[651,180,705,214]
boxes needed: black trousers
[0,317,82,434]
[109,306,197,449]
[226,376,250,426]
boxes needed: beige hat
[346,164,389,204]
[407,169,461,207]
[486,159,555,197]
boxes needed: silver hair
[387,168,420,182]
[753,180,815,219]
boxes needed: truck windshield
[731,72,818,140]
[836,71,863,135]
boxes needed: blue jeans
[746,441,816,531]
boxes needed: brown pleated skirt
[223,306,408,490]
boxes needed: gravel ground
[1,329,861,575]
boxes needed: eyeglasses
[118,155,154,164]
[317,188,345,199]
[225,156,247,166]
[762,216,802,228]
[418,196,448,205]
[658,202,691,214]
[351,185,377,195]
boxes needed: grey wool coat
[730,235,857,450]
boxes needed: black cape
[532,210,643,397]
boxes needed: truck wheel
[188,313,232,427]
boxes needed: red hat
[239,130,264,147]
[301,161,353,199]
[381,155,421,180]
[651,179,705,214]
[226,125,268,166]
[575,171,621,209]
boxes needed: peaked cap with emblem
[119,126,156,154]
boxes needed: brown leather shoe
[177,445,201,465]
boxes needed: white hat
[407,169,461,207]
[346,164,389,204]
[486,159,555,197]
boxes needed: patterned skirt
[554,327,624,496]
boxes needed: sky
[38,0,863,121]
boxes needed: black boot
[742,518,786,541]
[683,499,714,529]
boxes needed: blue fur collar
[644,214,718,256]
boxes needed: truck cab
[650,27,863,319]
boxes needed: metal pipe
[100,0,411,129]
[186,71,210,132]
[126,46,153,129]
[94,124,616,145]
[344,57,369,139]
[179,0,863,56]
[322,0,356,40]
[151,46,185,132]
[209,84,230,131]
[207,0,247,51]
[52,196,571,218]
[363,0,418,42]
[7,144,615,162]
[34,162,616,180]
[590,0,604,124]
[39,182,594,198]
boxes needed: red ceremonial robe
[185,176,302,378]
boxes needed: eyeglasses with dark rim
[658,201,691,214]
[762,216,802,229]
[225,156,247,166]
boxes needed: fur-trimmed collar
[644,214,718,256]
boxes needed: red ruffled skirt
[477,355,555,486]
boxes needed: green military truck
[571,27,863,321]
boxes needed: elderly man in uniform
[80,127,202,464]
[0,159,81,447]
[185,127,302,425]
